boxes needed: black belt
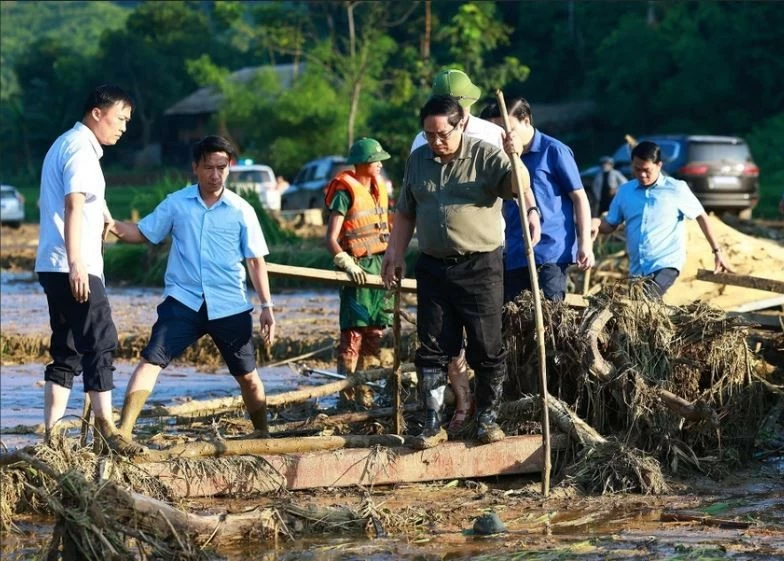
[425,252,477,265]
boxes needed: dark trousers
[504,263,569,303]
[415,249,506,412]
[38,272,117,392]
[644,267,680,298]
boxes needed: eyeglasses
[423,124,459,143]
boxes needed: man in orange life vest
[325,138,393,388]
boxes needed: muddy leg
[237,369,268,435]
[410,366,448,449]
[337,328,362,407]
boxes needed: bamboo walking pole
[495,90,552,497]
[392,284,404,434]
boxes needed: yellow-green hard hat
[347,137,391,164]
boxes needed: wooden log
[726,311,784,329]
[137,434,566,498]
[696,269,784,294]
[139,365,410,419]
[266,262,418,293]
[136,434,407,462]
[269,403,421,434]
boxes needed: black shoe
[476,410,505,444]
[408,409,447,450]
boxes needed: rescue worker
[325,138,393,398]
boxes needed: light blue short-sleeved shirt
[138,185,269,320]
[606,175,704,276]
[36,122,107,277]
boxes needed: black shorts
[142,297,257,376]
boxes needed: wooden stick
[696,269,784,294]
[80,394,92,448]
[136,434,407,462]
[495,90,551,497]
[392,285,404,434]
[262,343,334,368]
[266,262,417,293]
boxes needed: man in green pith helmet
[324,138,394,401]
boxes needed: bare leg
[44,381,71,443]
[447,350,474,431]
[237,369,267,434]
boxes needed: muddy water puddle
[0,361,341,449]
[0,270,342,338]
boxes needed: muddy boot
[44,425,67,450]
[106,433,149,457]
[410,409,448,450]
[476,409,505,444]
[248,403,269,436]
[117,390,151,439]
[474,366,506,444]
[409,366,448,450]
[92,416,117,455]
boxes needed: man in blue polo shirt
[481,98,594,302]
[107,135,277,454]
[598,140,731,296]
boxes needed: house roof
[165,63,303,116]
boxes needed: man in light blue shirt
[107,136,276,454]
[599,141,731,296]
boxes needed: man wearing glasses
[383,95,540,448]
[408,69,507,434]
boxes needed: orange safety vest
[324,170,390,257]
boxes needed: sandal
[447,401,475,432]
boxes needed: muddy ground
[1,223,783,560]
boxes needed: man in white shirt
[35,84,134,451]
[408,69,506,433]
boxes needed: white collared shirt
[36,122,107,278]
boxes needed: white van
[228,163,281,211]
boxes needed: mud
[2,224,783,560]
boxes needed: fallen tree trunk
[140,364,414,419]
[136,434,407,462]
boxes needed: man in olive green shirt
[382,95,540,447]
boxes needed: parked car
[227,163,281,211]
[581,135,759,218]
[281,155,394,211]
[0,184,25,228]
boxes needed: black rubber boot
[476,408,505,444]
[409,366,448,449]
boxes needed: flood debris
[503,285,780,492]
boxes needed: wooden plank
[266,262,588,307]
[696,269,784,294]
[726,311,784,329]
[731,295,784,314]
[266,262,417,293]
[137,434,567,498]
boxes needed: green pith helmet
[346,137,391,165]
[432,69,481,109]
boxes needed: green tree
[94,1,213,150]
